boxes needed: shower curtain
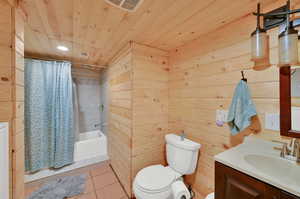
[72,80,80,141]
[25,59,74,172]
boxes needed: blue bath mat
[27,174,87,199]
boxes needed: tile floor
[25,161,129,199]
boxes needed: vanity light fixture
[57,45,69,52]
[251,0,300,67]
[278,0,299,67]
[251,3,268,61]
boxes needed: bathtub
[74,130,107,162]
[25,130,108,183]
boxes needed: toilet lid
[135,165,176,193]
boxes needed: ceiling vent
[105,0,143,12]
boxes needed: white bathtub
[25,130,108,183]
[74,130,107,162]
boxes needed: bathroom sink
[244,154,300,186]
[215,137,300,196]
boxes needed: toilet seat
[135,165,176,193]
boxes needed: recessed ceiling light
[57,45,69,52]
[105,0,144,12]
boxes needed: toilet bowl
[133,134,201,199]
[133,165,182,199]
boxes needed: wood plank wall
[12,7,25,199]
[108,46,133,196]
[0,1,25,199]
[131,43,169,181]
[168,2,296,198]
[108,43,169,197]
[13,8,25,199]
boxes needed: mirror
[291,67,300,131]
[280,66,300,138]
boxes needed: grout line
[91,166,123,198]
[89,170,98,199]
[108,164,130,199]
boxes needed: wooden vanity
[215,161,300,199]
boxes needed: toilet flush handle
[180,130,185,141]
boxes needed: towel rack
[241,71,247,82]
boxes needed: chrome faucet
[293,139,300,163]
[273,139,300,162]
[94,123,101,128]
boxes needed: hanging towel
[227,80,257,135]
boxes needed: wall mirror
[280,66,300,138]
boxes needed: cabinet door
[281,191,300,199]
[265,186,280,199]
[215,162,300,199]
[215,162,266,199]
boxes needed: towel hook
[241,71,247,82]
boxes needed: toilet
[133,134,201,199]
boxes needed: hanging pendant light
[251,3,269,61]
[278,0,299,67]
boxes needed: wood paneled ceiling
[22,0,277,67]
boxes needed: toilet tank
[165,134,201,175]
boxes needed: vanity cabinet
[281,192,300,199]
[215,162,300,199]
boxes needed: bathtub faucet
[94,123,101,128]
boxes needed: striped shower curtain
[25,59,74,172]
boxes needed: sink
[215,137,300,196]
[244,154,300,186]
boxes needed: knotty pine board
[108,49,133,196]
[0,2,25,198]
[131,43,169,180]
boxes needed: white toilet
[133,134,201,199]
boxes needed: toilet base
[133,179,191,199]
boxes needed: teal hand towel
[227,80,257,135]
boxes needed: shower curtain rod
[24,56,107,69]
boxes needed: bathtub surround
[72,68,102,134]
[25,59,74,172]
[72,81,80,141]
[108,43,169,197]
[99,69,109,135]
[0,1,25,198]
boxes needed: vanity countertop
[215,136,300,197]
